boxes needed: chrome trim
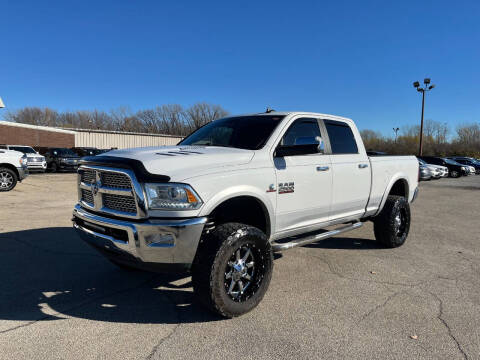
[316,166,329,171]
[72,204,207,265]
[272,222,363,252]
[358,163,369,169]
[78,165,148,219]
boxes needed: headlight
[19,156,28,166]
[145,183,203,210]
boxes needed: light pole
[393,127,400,143]
[413,78,435,156]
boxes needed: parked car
[0,144,47,172]
[418,156,468,178]
[71,147,105,157]
[448,157,480,175]
[419,164,432,181]
[0,149,28,191]
[72,111,419,317]
[417,158,448,178]
[37,147,81,172]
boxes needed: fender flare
[374,174,410,217]
[198,185,275,237]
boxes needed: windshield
[179,115,285,150]
[417,158,427,165]
[53,148,78,157]
[10,146,36,154]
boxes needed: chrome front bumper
[72,204,207,272]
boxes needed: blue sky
[1,0,479,136]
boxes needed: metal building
[0,121,182,149]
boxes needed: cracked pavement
[0,173,479,359]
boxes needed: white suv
[0,149,28,191]
[0,145,47,172]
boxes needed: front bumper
[16,166,29,181]
[72,204,207,272]
[27,162,47,171]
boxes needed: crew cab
[72,111,419,317]
[0,145,47,172]
[0,149,28,191]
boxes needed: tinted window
[179,115,284,150]
[9,146,36,154]
[281,118,321,147]
[325,120,358,154]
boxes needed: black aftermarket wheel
[0,167,17,192]
[374,195,411,248]
[192,222,273,318]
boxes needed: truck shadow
[0,227,220,325]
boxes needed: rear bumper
[72,204,207,272]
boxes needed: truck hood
[105,146,255,181]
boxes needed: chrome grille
[100,172,132,189]
[81,189,94,205]
[81,169,95,184]
[78,165,143,219]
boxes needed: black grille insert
[102,193,137,213]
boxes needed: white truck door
[323,119,371,220]
[273,117,332,234]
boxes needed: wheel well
[389,179,408,198]
[208,196,270,237]
[0,163,19,179]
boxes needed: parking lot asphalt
[1,173,479,360]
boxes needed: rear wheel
[192,222,273,318]
[0,168,17,192]
[374,195,410,248]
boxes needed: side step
[271,222,363,252]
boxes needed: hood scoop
[156,149,206,156]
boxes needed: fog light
[145,233,175,247]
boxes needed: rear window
[324,120,358,154]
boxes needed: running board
[271,222,363,252]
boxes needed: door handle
[316,166,329,171]
[358,163,369,169]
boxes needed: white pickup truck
[72,111,419,317]
[0,149,29,191]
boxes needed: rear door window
[324,120,358,154]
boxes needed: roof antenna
[265,107,275,113]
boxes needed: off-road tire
[191,222,273,318]
[0,167,18,192]
[374,195,411,248]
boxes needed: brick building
[0,121,182,149]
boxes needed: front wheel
[50,163,58,173]
[0,168,17,192]
[373,195,411,248]
[191,222,273,318]
[450,170,459,178]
